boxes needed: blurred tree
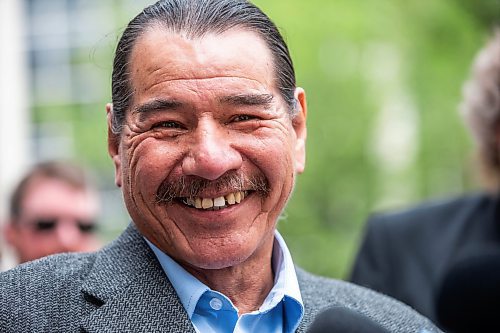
[253,0,495,277]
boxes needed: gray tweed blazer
[0,224,441,332]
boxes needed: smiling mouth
[177,191,250,211]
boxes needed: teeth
[202,198,213,209]
[213,196,225,207]
[181,191,248,210]
[226,193,236,205]
[195,198,202,209]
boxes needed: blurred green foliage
[33,0,499,279]
[253,0,498,278]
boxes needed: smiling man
[0,1,441,332]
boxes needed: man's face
[108,27,307,270]
[5,178,101,263]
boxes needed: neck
[185,237,276,314]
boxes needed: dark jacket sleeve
[349,215,395,293]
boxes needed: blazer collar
[295,268,321,333]
[79,223,196,332]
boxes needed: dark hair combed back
[111,0,296,134]
[10,161,93,220]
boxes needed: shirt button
[209,297,223,310]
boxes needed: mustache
[155,171,270,204]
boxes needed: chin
[186,247,252,270]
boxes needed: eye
[231,114,256,122]
[153,121,182,129]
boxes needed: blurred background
[0,0,498,275]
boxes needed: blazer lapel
[79,224,196,333]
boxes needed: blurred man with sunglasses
[3,160,101,264]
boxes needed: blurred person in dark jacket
[3,160,101,264]
[350,29,500,328]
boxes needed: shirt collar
[262,231,303,311]
[146,230,303,317]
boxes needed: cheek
[241,128,296,203]
[20,232,51,248]
[253,127,295,175]
[125,138,182,196]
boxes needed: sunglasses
[28,218,97,234]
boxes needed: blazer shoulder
[1,251,96,286]
[0,252,97,331]
[297,268,441,333]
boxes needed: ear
[3,222,19,248]
[292,87,307,174]
[107,103,122,187]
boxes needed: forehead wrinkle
[139,73,273,94]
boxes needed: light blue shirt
[147,231,304,333]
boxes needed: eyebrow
[132,99,182,122]
[219,93,274,107]
[132,93,274,121]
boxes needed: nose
[55,221,82,251]
[182,119,242,180]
